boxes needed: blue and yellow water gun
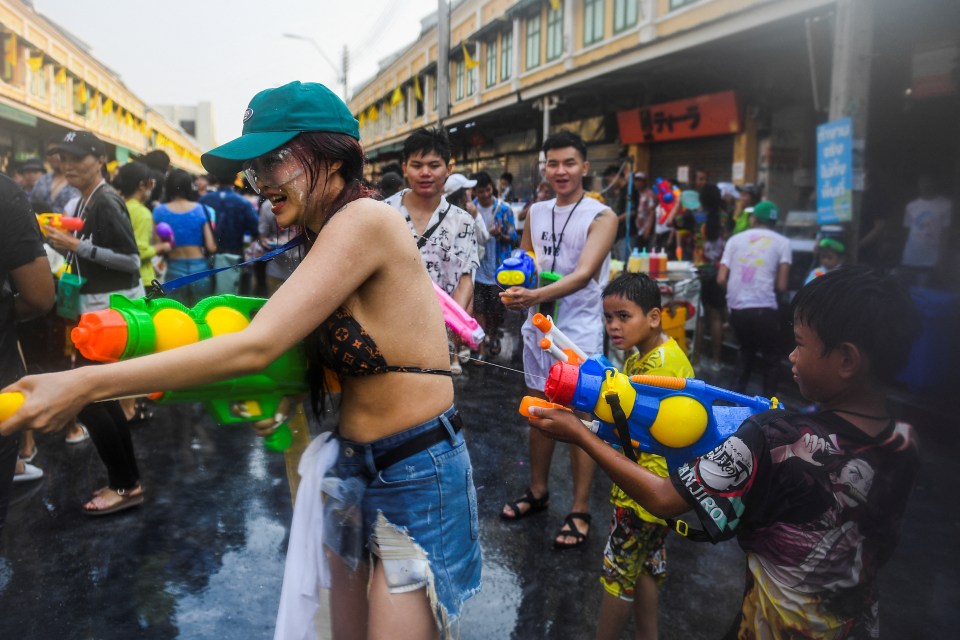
[520,355,780,469]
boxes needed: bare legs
[502,387,596,545]
[595,574,659,640]
[327,550,439,640]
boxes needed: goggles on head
[242,146,304,194]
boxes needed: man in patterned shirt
[384,128,479,372]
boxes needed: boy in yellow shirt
[597,273,693,640]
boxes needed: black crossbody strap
[604,393,638,462]
[416,203,452,249]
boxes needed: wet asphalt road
[1,325,958,639]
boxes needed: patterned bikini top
[320,307,452,378]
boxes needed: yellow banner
[391,86,403,106]
[463,43,479,70]
[4,33,17,67]
[27,52,43,72]
[414,75,423,102]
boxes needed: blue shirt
[153,203,208,247]
[199,188,259,254]
[474,198,517,285]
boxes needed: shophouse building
[349,0,959,264]
[0,0,204,173]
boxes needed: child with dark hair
[595,273,693,640]
[527,265,921,638]
[805,237,847,285]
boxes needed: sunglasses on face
[242,146,303,194]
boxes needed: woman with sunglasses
[4,82,481,639]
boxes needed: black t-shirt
[73,184,139,294]
[0,174,47,386]
[670,410,920,637]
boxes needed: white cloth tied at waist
[274,432,339,640]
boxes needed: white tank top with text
[524,196,610,352]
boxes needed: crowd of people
[0,81,930,639]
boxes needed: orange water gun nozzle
[71,309,129,363]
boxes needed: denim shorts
[166,257,212,306]
[323,405,482,631]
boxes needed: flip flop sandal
[92,483,143,499]
[127,400,154,425]
[18,446,38,463]
[65,424,90,444]
[83,488,144,517]
[553,512,592,550]
[500,488,549,521]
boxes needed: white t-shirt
[720,227,792,310]
[901,196,952,267]
[384,189,479,294]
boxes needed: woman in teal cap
[2,81,481,639]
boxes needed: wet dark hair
[472,171,494,189]
[148,168,165,203]
[113,161,152,198]
[602,165,620,178]
[446,187,469,209]
[699,184,723,242]
[602,273,661,314]
[285,131,375,230]
[402,127,451,164]
[377,171,404,199]
[164,168,197,201]
[543,130,587,161]
[792,265,919,385]
[141,149,171,174]
[500,172,513,183]
[282,130,378,417]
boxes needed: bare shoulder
[321,197,410,241]
[589,205,618,226]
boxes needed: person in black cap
[43,129,146,516]
[16,158,45,196]
[4,83,481,637]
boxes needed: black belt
[373,412,464,472]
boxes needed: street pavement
[1,323,958,639]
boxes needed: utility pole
[437,0,450,125]
[283,33,349,102]
[341,46,349,102]
[828,0,874,264]
[533,95,560,141]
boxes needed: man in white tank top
[499,131,617,549]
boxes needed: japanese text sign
[617,91,741,144]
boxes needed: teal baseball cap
[201,81,359,176]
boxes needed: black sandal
[127,399,154,425]
[553,512,592,550]
[500,488,549,521]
